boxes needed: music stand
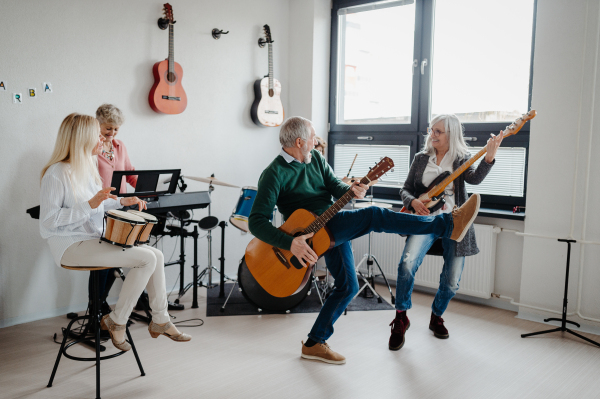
[521,239,600,347]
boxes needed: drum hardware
[351,193,395,307]
[187,174,238,300]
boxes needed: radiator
[352,224,497,299]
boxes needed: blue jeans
[395,234,465,316]
[307,207,453,343]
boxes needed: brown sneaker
[449,194,481,242]
[301,341,346,364]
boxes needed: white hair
[96,103,125,126]
[279,116,312,148]
[422,114,470,161]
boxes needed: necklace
[102,142,114,161]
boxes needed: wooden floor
[1,286,600,399]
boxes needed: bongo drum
[127,210,158,245]
[101,210,146,249]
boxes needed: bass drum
[238,256,311,311]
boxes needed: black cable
[172,318,204,328]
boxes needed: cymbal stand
[195,183,219,290]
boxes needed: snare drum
[127,210,158,245]
[102,210,146,249]
[230,186,258,232]
[230,187,275,232]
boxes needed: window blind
[333,144,410,187]
[465,147,526,197]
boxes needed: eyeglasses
[427,127,446,137]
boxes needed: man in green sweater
[249,116,480,365]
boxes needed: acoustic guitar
[149,3,187,114]
[245,157,394,298]
[251,25,284,127]
[400,110,537,214]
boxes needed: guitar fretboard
[268,42,273,90]
[168,24,174,74]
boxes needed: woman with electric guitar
[388,111,535,351]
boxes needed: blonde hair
[41,113,102,197]
[422,114,470,161]
[96,103,125,126]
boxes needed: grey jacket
[400,152,494,257]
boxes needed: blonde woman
[388,114,501,351]
[40,113,191,351]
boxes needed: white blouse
[39,162,122,266]
[421,153,455,216]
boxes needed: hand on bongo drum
[120,196,147,211]
[89,187,118,209]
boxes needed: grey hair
[422,114,470,161]
[96,103,125,126]
[279,116,312,148]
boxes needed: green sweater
[248,150,349,251]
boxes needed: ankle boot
[389,311,410,351]
[429,312,449,339]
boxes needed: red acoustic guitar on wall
[149,3,187,114]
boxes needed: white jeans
[61,239,170,325]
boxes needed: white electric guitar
[251,25,284,127]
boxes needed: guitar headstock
[364,157,394,183]
[502,109,537,138]
[263,24,273,43]
[163,3,174,24]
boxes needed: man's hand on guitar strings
[411,198,432,216]
[484,130,504,163]
[290,232,317,266]
[351,182,368,199]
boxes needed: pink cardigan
[97,138,137,193]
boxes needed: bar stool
[47,266,145,399]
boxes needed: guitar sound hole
[269,89,274,97]
[290,232,312,270]
[167,72,177,83]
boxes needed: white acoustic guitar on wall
[251,25,284,127]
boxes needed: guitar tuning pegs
[380,157,383,160]
[390,168,394,173]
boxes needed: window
[333,144,411,187]
[336,1,416,125]
[328,0,536,211]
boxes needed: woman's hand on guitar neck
[411,198,431,216]
[484,130,504,163]
[290,232,318,266]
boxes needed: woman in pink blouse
[96,104,137,193]
[95,104,138,312]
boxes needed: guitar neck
[168,24,174,73]
[304,176,370,234]
[268,43,273,89]
[428,147,487,198]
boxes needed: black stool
[47,266,145,399]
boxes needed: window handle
[421,58,428,75]
[412,59,418,75]
[464,137,477,142]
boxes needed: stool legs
[93,270,102,399]
[47,270,145,398]
[47,316,81,387]
[127,328,146,376]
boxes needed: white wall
[519,0,600,333]
[3,0,600,336]
[0,0,331,327]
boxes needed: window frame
[328,0,537,210]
